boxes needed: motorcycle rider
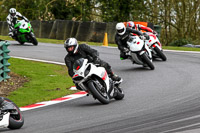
[6,8,29,38]
[64,38,122,87]
[126,21,158,36]
[115,22,147,60]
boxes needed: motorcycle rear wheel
[88,80,110,104]
[3,98,24,129]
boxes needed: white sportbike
[145,32,167,61]
[72,58,124,104]
[126,35,155,70]
[0,97,24,129]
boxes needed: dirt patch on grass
[0,72,28,97]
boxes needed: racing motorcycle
[13,20,38,45]
[72,58,124,104]
[144,32,167,61]
[0,97,24,129]
[126,35,155,70]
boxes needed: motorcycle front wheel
[3,98,24,129]
[114,87,124,100]
[29,33,38,46]
[154,46,167,61]
[87,80,110,104]
[141,53,155,70]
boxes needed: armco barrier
[40,21,54,38]
[106,22,117,44]
[89,22,107,42]
[70,21,80,38]
[0,41,10,82]
[65,20,74,40]
[30,20,41,38]
[75,21,93,42]
[0,20,160,44]
[49,20,58,39]
[56,20,68,40]
[1,22,8,36]
[0,21,4,35]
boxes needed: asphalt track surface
[1,41,200,133]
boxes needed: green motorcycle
[14,20,38,45]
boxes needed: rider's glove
[153,30,157,35]
[25,19,30,23]
[139,35,145,40]
[123,47,129,53]
[142,33,150,40]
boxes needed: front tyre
[88,80,110,104]
[142,53,155,70]
[154,46,167,61]
[114,87,124,100]
[3,98,24,129]
[29,33,38,46]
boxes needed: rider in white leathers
[6,8,29,38]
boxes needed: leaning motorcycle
[126,35,155,70]
[13,20,38,45]
[72,58,124,104]
[0,97,24,129]
[145,32,167,61]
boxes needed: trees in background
[0,0,199,45]
[144,0,200,45]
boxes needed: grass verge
[7,58,75,107]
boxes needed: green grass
[7,58,75,107]
[162,46,200,52]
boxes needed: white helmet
[9,8,17,17]
[116,22,126,35]
[64,38,79,54]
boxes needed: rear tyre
[88,80,110,104]
[142,53,155,70]
[154,46,167,61]
[3,98,24,129]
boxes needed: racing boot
[111,74,122,82]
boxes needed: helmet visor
[117,28,124,33]
[67,46,74,52]
[11,13,16,16]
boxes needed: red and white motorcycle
[0,97,24,129]
[126,35,155,70]
[72,58,124,104]
[145,32,167,61]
